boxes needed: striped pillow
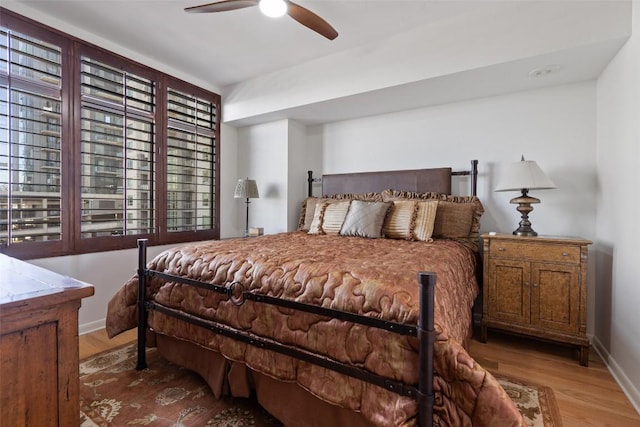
[322,201,351,235]
[383,200,416,239]
[383,200,438,241]
[308,201,351,235]
[413,200,438,242]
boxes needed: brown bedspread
[106,232,524,427]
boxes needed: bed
[106,161,526,427]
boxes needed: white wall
[220,124,241,238]
[237,120,290,235]
[236,119,320,235]
[595,1,640,412]
[286,120,311,231]
[316,82,597,244]
[30,243,176,334]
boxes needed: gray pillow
[339,201,392,238]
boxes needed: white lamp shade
[495,160,556,192]
[234,179,259,199]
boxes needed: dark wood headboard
[308,160,478,197]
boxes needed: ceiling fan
[185,0,339,40]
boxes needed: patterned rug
[80,344,281,427]
[79,343,562,426]
[497,374,563,427]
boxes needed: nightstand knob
[498,247,505,251]
[533,283,538,287]
[562,252,568,256]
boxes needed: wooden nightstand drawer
[489,240,580,264]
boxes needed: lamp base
[510,192,540,237]
[513,228,538,237]
[244,198,251,238]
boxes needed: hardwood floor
[80,328,640,426]
[79,328,136,360]
[469,330,640,427]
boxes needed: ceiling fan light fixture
[259,0,287,18]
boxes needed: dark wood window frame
[1,8,221,260]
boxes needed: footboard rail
[136,238,436,427]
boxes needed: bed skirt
[155,333,376,427]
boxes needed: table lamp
[234,178,259,237]
[495,156,556,237]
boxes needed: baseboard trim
[80,318,105,335]
[592,336,640,414]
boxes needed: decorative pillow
[308,201,351,235]
[307,201,327,234]
[383,200,417,240]
[322,201,352,235]
[298,197,321,231]
[381,188,484,250]
[324,192,384,202]
[381,189,442,202]
[433,201,475,238]
[382,200,438,241]
[298,193,383,231]
[413,200,439,242]
[340,201,392,238]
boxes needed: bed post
[307,170,313,197]
[418,272,436,427]
[136,238,148,370]
[470,159,478,196]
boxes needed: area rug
[497,373,562,427]
[80,343,562,426]
[79,343,281,427]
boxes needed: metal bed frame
[134,160,478,427]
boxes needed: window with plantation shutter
[79,57,155,238]
[0,9,220,259]
[166,88,216,232]
[0,27,64,246]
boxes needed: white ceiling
[7,0,487,87]
[3,0,633,126]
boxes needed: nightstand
[480,233,592,366]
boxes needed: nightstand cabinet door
[481,233,591,366]
[531,262,580,334]
[487,258,531,325]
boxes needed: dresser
[0,254,94,426]
[480,233,591,366]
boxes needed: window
[80,56,155,238]
[0,9,220,259]
[0,26,64,249]
[166,87,216,232]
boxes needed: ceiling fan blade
[286,1,338,40]
[185,0,258,13]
